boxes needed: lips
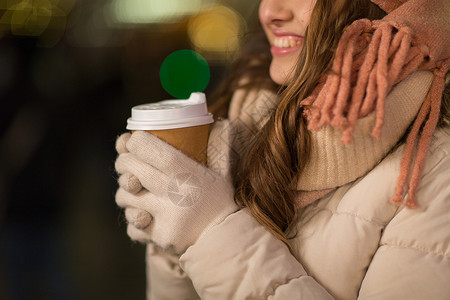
[270,29,304,57]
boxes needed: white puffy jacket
[145,73,450,299]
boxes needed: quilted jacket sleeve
[146,244,200,300]
[179,209,334,299]
[357,127,450,300]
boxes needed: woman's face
[259,0,315,85]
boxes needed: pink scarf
[303,0,450,208]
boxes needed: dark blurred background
[0,0,258,298]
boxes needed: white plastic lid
[126,92,214,130]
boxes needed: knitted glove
[115,120,239,254]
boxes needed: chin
[269,62,294,86]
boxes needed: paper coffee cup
[126,93,214,164]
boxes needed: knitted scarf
[302,0,449,208]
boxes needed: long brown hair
[212,0,387,250]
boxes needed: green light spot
[160,49,210,99]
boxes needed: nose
[259,0,294,25]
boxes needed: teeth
[274,37,301,48]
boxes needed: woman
[115,0,450,298]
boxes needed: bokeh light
[159,49,210,99]
[0,0,75,47]
[109,0,207,24]
[187,4,246,61]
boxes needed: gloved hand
[114,120,239,254]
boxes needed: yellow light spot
[187,5,246,59]
[10,0,53,36]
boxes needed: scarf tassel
[391,62,448,208]
[307,19,426,144]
